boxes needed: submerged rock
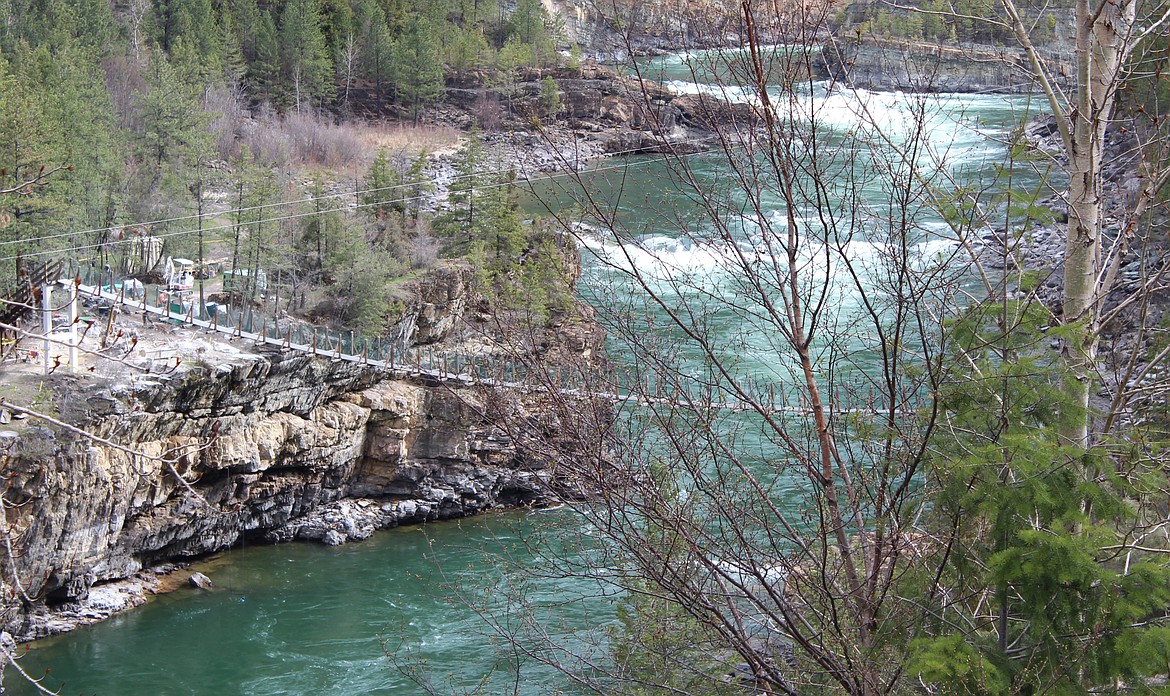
[189,572,215,590]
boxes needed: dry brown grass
[237,112,461,175]
[353,122,462,156]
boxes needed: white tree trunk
[1060,0,1135,446]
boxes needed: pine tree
[392,15,443,124]
[539,76,561,122]
[507,0,542,45]
[360,147,403,221]
[449,0,497,30]
[432,133,487,250]
[506,0,554,65]
[493,36,534,113]
[479,167,523,263]
[228,157,278,306]
[0,58,62,272]
[151,0,222,65]
[15,0,117,51]
[23,42,121,233]
[137,50,202,168]
[219,9,248,86]
[446,25,488,79]
[233,0,262,62]
[354,0,393,101]
[248,11,281,103]
[279,0,333,109]
[469,169,527,307]
[911,298,1170,693]
[300,181,345,278]
[404,151,432,223]
[325,239,403,333]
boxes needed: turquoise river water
[9,50,1047,695]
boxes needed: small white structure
[164,257,195,292]
[125,234,163,275]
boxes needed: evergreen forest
[0,0,571,332]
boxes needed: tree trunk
[196,173,206,320]
[1059,0,1135,446]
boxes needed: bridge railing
[47,263,867,414]
[65,260,412,364]
[37,267,880,417]
[56,264,590,393]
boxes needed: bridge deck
[64,280,883,417]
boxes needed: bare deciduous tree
[421,0,1170,692]
[432,6,986,694]
[994,0,1170,446]
[339,31,361,109]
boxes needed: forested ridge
[0,0,576,332]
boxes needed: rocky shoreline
[972,114,1158,307]
[2,33,1141,687]
[967,112,1168,430]
[0,60,700,657]
[8,495,549,647]
[0,257,604,647]
[12,565,187,643]
[422,61,758,197]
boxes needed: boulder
[407,266,474,345]
[188,572,214,590]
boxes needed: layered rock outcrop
[818,38,1074,94]
[440,63,759,160]
[544,0,753,60]
[0,348,572,642]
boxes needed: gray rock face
[818,40,1074,94]
[1,353,565,642]
[548,0,751,61]
[0,632,12,694]
[407,266,474,345]
[439,62,753,160]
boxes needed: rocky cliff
[0,343,581,643]
[437,62,760,161]
[818,37,1074,94]
[544,0,745,61]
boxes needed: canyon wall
[818,38,1074,94]
[0,350,569,642]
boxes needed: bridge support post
[68,280,78,371]
[41,283,51,375]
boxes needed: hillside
[819,0,1077,92]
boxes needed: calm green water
[8,50,1048,696]
[10,511,607,695]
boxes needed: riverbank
[968,112,1169,430]
[425,61,754,186]
[4,510,589,696]
[0,254,607,646]
[0,38,1097,690]
[2,57,732,652]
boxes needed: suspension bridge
[2,268,881,419]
